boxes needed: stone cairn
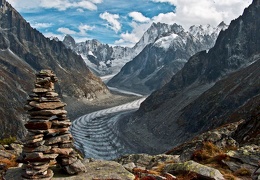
[22,69,85,180]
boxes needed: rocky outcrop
[0,140,22,179]
[0,0,109,139]
[21,70,85,179]
[164,160,225,180]
[5,159,136,180]
[116,118,259,179]
[119,0,260,153]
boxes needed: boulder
[63,159,86,175]
[224,145,260,173]
[164,160,225,180]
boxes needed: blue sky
[8,0,252,47]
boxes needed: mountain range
[117,0,260,154]
[0,0,109,139]
[63,22,227,94]
[108,22,227,94]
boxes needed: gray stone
[0,150,14,159]
[63,159,86,175]
[123,162,136,172]
[164,160,225,180]
[24,152,59,162]
[24,140,45,147]
[224,145,260,173]
[25,145,52,153]
[226,145,260,165]
[9,143,23,155]
[45,134,72,145]
[117,153,180,169]
[60,157,77,166]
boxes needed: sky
[8,0,252,47]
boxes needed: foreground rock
[4,160,135,180]
[164,160,225,180]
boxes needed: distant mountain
[63,36,135,76]
[119,0,260,153]
[62,22,214,77]
[0,0,109,139]
[108,22,227,94]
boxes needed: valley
[70,96,146,159]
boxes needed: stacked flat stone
[22,69,85,180]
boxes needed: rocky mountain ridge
[118,0,260,153]
[0,0,109,139]
[108,22,227,94]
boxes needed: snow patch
[154,33,178,50]
[88,50,96,58]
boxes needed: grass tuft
[0,136,17,145]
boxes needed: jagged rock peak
[217,21,228,28]
[63,34,76,49]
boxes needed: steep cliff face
[0,0,109,139]
[120,0,260,153]
[108,23,227,94]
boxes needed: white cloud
[115,0,251,47]
[78,24,94,35]
[57,27,76,35]
[89,0,103,3]
[77,8,84,12]
[129,12,150,23]
[152,0,252,29]
[75,1,98,11]
[31,22,53,29]
[115,22,152,47]
[7,0,39,11]
[8,0,102,11]
[99,12,121,33]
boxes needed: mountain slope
[108,22,227,94]
[0,0,109,139]
[119,0,260,153]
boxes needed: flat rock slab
[5,160,135,180]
